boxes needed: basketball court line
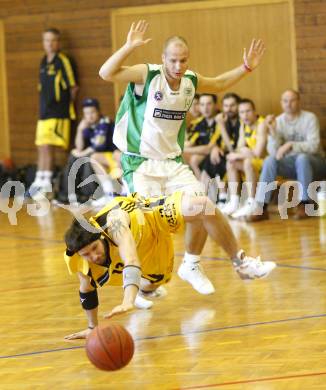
[174,371,326,389]
[0,233,325,273]
[1,312,325,360]
[199,252,326,263]
[1,261,325,295]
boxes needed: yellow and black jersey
[188,117,222,146]
[64,238,126,288]
[186,116,203,140]
[243,116,265,151]
[39,52,77,119]
[242,115,266,174]
[90,191,184,250]
[64,192,185,288]
[224,118,241,149]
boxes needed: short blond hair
[282,89,300,99]
[163,36,189,53]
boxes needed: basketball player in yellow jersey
[64,192,276,340]
[221,99,268,218]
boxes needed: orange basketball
[85,324,134,371]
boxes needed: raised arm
[103,209,141,318]
[99,20,151,84]
[197,39,266,93]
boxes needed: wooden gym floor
[0,204,325,390]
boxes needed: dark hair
[193,94,200,100]
[82,98,100,110]
[222,93,241,104]
[43,28,61,37]
[200,93,218,104]
[239,98,256,110]
[65,219,101,254]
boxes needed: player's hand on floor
[104,303,135,319]
[64,328,92,340]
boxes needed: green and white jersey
[113,64,197,160]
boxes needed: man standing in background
[27,28,78,199]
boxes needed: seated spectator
[56,98,120,204]
[246,89,326,221]
[200,93,241,206]
[221,99,267,218]
[183,94,220,179]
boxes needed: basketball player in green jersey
[98,20,266,296]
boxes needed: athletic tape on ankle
[123,265,141,290]
[79,289,98,310]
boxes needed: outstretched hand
[243,39,266,70]
[126,20,152,49]
[104,303,135,319]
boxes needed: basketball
[85,324,134,371]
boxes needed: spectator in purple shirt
[57,98,121,204]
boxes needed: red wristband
[243,62,252,73]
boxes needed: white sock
[219,192,227,201]
[121,183,128,196]
[41,170,53,187]
[32,171,44,186]
[183,252,201,265]
[135,294,153,309]
[229,194,240,206]
[102,178,114,196]
[247,197,255,205]
[232,249,245,265]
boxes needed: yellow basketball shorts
[35,118,70,149]
[140,233,175,286]
[251,157,264,175]
[151,191,185,234]
[139,191,185,285]
[239,157,264,181]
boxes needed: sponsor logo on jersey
[153,108,187,120]
[154,91,163,101]
[184,87,192,96]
